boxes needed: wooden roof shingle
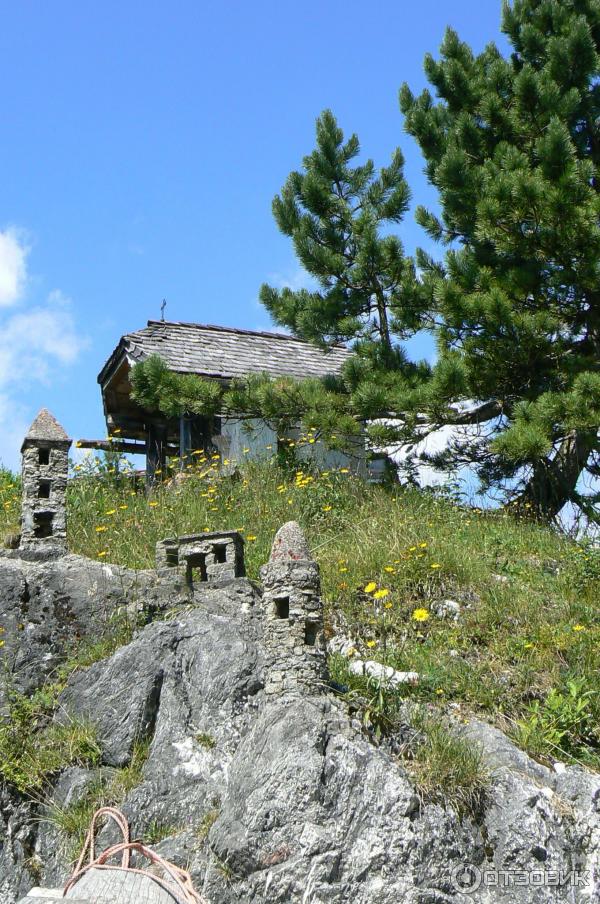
[99,320,353,384]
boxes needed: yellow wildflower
[149,501,159,507]
[412,608,430,622]
[384,566,395,573]
[245,535,257,541]
[430,563,441,569]
[366,639,377,648]
[364,582,377,594]
[105,509,116,516]
[573,624,586,632]
[322,505,332,512]
[97,551,108,558]
[373,588,390,600]
[95,526,108,533]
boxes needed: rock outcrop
[0,525,598,904]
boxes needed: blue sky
[0,0,507,469]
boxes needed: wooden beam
[76,439,179,455]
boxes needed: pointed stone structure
[20,409,71,555]
[259,521,327,696]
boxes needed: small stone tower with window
[259,521,327,696]
[20,409,71,554]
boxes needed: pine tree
[399,0,600,524]
[259,110,426,368]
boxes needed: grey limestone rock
[1,541,599,904]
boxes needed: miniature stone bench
[156,530,245,587]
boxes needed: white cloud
[264,266,317,295]
[0,231,88,469]
[0,228,28,307]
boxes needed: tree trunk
[514,429,598,522]
[375,289,393,357]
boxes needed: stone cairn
[259,521,327,696]
[20,409,71,555]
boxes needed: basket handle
[72,806,131,875]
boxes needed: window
[33,511,54,538]
[38,448,50,465]
[38,481,51,499]
[305,621,318,646]
[213,544,227,564]
[165,547,179,567]
[274,597,290,619]
[186,553,207,587]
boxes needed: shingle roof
[99,320,353,383]
[22,409,70,450]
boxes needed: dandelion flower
[430,563,441,569]
[412,608,430,622]
[322,505,332,512]
[419,542,427,548]
[364,582,377,594]
[573,624,586,632]
[373,588,390,600]
[97,551,108,558]
[245,534,257,541]
[149,501,159,507]
[384,566,395,573]
[95,526,108,533]
[366,639,377,648]
[105,509,116,516]
[339,468,349,474]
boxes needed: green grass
[1,455,599,773]
[196,731,216,750]
[196,806,220,843]
[406,706,492,817]
[0,686,101,795]
[49,737,151,862]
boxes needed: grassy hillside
[1,455,599,771]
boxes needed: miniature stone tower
[259,521,327,696]
[20,409,71,553]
